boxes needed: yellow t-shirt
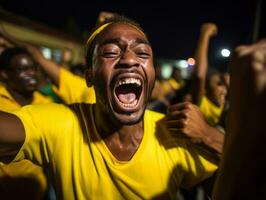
[13,103,217,200]
[0,83,53,112]
[52,68,96,104]
[0,160,48,197]
[0,83,52,196]
[168,78,181,90]
[199,96,223,126]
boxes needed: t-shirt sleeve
[12,103,75,166]
[180,142,218,188]
[199,96,223,126]
[52,68,96,104]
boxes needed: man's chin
[23,87,37,95]
[113,109,145,126]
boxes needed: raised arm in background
[192,23,217,104]
[0,25,60,86]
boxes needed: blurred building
[0,7,84,64]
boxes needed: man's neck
[7,87,34,106]
[93,104,144,161]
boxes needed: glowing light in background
[221,48,231,57]
[161,64,173,79]
[187,57,196,66]
[41,47,52,59]
[177,60,188,68]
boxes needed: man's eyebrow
[99,38,121,47]
[135,38,150,46]
[98,38,151,47]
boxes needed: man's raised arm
[213,40,266,199]
[0,25,60,86]
[192,23,217,104]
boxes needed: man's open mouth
[23,76,37,86]
[114,77,143,110]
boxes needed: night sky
[0,0,265,71]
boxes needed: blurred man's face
[5,54,38,94]
[207,73,227,107]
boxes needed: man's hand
[0,24,26,48]
[213,39,266,199]
[200,23,218,38]
[166,102,209,143]
[0,24,44,60]
[165,102,224,154]
[0,37,13,48]
[227,39,266,145]
[97,11,115,24]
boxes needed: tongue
[118,93,136,104]
[116,86,137,104]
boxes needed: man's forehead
[20,57,31,65]
[98,23,148,43]
[11,54,33,66]
[13,54,31,61]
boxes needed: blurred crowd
[0,11,265,200]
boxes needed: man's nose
[118,50,139,68]
[24,67,36,76]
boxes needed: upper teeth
[117,78,141,87]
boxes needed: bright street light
[221,48,231,57]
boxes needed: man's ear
[85,68,93,87]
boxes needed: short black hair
[0,47,31,70]
[85,15,146,68]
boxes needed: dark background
[0,0,265,71]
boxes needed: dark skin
[206,73,226,107]
[0,26,60,86]
[0,53,38,106]
[192,23,227,107]
[0,23,222,164]
[166,102,224,155]
[88,23,223,161]
[86,23,155,161]
[0,23,154,162]
[213,40,266,199]
[0,112,24,163]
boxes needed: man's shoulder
[15,103,82,119]
[13,103,91,133]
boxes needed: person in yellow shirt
[0,15,222,199]
[0,17,96,105]
[169,67,183,91]
[0,47,54,111]
[0,47,51,199]
[192,23,227,126]
[0,27,94,199]
[0,81,52,112]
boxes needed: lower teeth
[121,99,138,108]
